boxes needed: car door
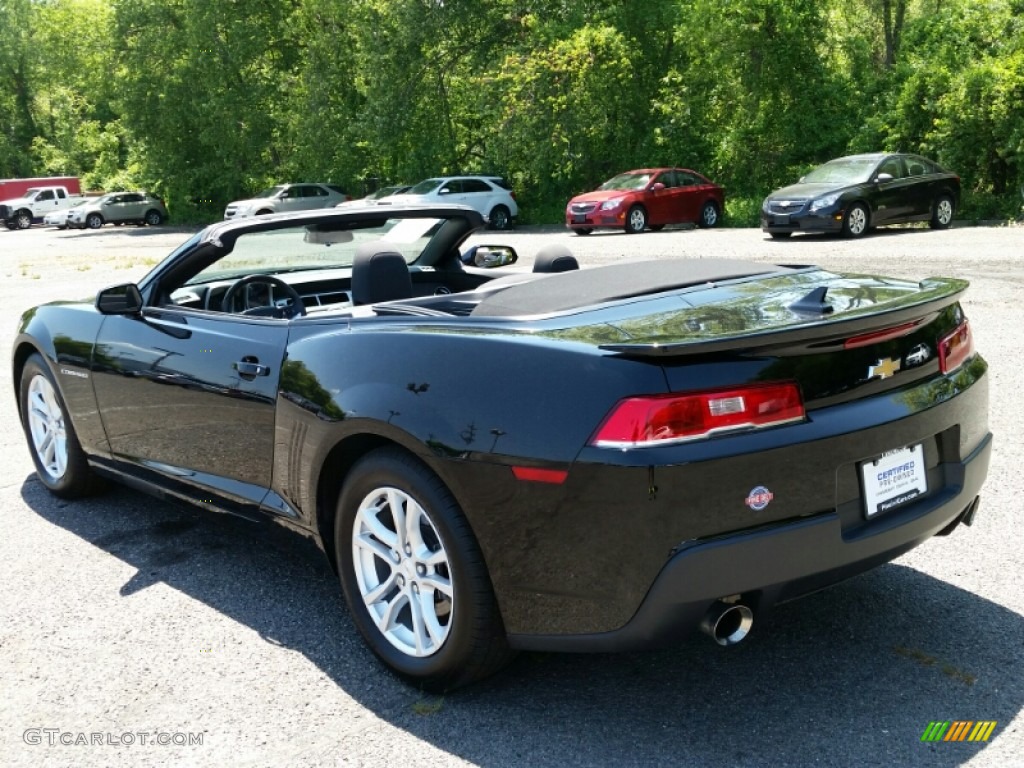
[644,170,676,225]
[91,308,288,518]
[675,171,707,223]
[118,193,146,222]
[436,179,467,206]
[458,178,496,216]
[275,186,306,214]
[902,156,935,219]
[100,195,124,222]
[35,189,58,215]
[871,156,911,224]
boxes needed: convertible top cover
[471,259,790,316]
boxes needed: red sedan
[566,167,725,235]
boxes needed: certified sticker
[745,486,774,511]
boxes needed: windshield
[599,173,651,191]
[802,158,879,185]
[254,186,285,199]
[185,217,444,284]
[408,179,444,195]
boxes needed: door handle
[234,359,270,378]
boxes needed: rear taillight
[590,382,805,449]
[938,319,973,373]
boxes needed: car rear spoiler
[598,278,968,358]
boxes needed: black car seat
[533,244,579,273]
[351,243,414,304]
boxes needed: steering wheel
[221,275,305,318]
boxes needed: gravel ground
[1,222,1022,768]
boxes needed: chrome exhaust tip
[700,601,754,646]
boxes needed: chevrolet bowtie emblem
[869,357,901,380]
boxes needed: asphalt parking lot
[1,222,1022,767]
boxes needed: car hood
[377,193,430,205]
[0,196,32,206]
[765,181,855,202]
[227,197,275,208]
[569,189,636,204]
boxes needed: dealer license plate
[860,443,927,518]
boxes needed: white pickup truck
[1,185,85,230]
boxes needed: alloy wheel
[26,374,68,481]
[351,486,454,657]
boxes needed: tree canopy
[1,0,1021,223]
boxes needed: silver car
[67,192,168,229]
[224,183,351,219]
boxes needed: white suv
[379,175,518,229]
[224,183,350,219]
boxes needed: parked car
[43,200,88,229]
[1,185,85,230]
[14,204,991,691]
[761,153,961,239]
[379,175,518,229]
[566,168,725,235]
[224,183,350,219]
[336,185,411,208]
[66,192,168,229]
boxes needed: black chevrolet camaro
[761,152,961,239]
[14,205,991,690]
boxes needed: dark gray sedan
[761,153,960,239]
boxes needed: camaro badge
[869,357,901,380]
[745,486,774,511]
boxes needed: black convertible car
[15,205,991,690]
[761,152,961,238]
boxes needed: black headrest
[351,243,413,304]
[533,244,579,273]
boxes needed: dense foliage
[2,0,1022,223]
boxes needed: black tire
[16,210,32,229]
[649,224,666,232]
[698,201,720,228]
[255,208,274,216]
[930,194,955,230]
[841,202,869,238]
[487,205,511,230]
[6,219,19,230]
[144,209,164,226]
[86,213,104,229]
[335,448,513,691]
[19,353,104,498]
[624,205,647,234]
[573,228,593,236]
[769,232,792,240]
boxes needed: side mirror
[438,187,451,195]
[650,182,666,192]
[461,245,518,268]
[96,283,143,315]
[876,173,894,183]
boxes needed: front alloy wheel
[625,205,647,234]
[19,353,102,497]
[26,374,68,482]
[842,203,869,238]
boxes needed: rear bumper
[509,431,992,652]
